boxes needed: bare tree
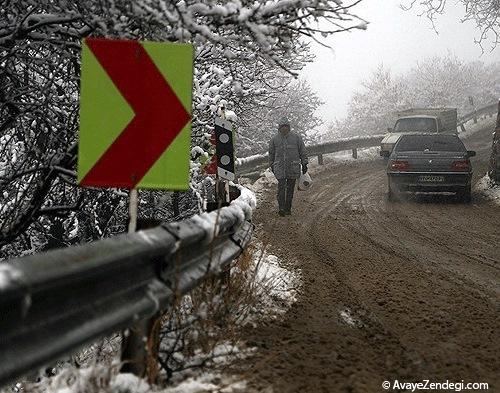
[237,78,324,155]
[0,0,366,256]
[328,56,500,138]
[403,0,500,50]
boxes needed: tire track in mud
[350,168,499,290]
[238,121,499,392]
[352,171,499,308]
[308,132,499,296]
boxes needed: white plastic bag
[298,171,312,191]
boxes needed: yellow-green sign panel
[78,38,194,190]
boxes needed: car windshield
[395,135,466,152]
[394,118,437,133]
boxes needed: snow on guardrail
[192,185,256,242]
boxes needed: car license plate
[419,175,444,183]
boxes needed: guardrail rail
[0,188,255,387]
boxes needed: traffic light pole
[217,108,231,204]
[213,109,234,288]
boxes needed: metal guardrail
[0,102,497,387]
[236,102,499,176]
[0,188,255,387]
[306,134,385,158]
[459,102,498,125]
[236,134,385,176]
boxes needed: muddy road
[240,121,499,392]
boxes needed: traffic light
[214,117,235,181]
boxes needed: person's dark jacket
[269,132,308,180]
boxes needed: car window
[395,135,466,152]
[394,118,437,133]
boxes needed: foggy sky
[302,0,500,127]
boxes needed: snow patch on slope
[0,263,23,290]
[459,116,496,139]
[476,175,500,206]
[252,249,301,316]
[327,146,380,163]
[18,367,247,393]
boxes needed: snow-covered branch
[404,0,500,50]
[0,0,365,257]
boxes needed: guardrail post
[473,110,478,124]
[318,154,324,165]
[352,148,358,159]
[121,319,156,377]
[121,218,162,379]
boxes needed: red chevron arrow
[80,38,190,188]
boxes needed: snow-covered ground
[323,146,380,163]
[458,116,496,139]
[0,263,22,290]
[13,365,247,393]
[250,247,301,318]
[476,175,500,206]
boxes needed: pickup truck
[380,108,458,157]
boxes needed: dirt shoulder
[235,122,500,392]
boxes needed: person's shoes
[278,211,286,216]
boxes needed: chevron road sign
[77,38,193,190]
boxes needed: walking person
[269,117,308,216]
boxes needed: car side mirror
[380,150,391,158]
[467,150,476,158]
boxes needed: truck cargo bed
[396,108,457,133]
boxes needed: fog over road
[241,120,499,392]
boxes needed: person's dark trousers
[277,178,296,213]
